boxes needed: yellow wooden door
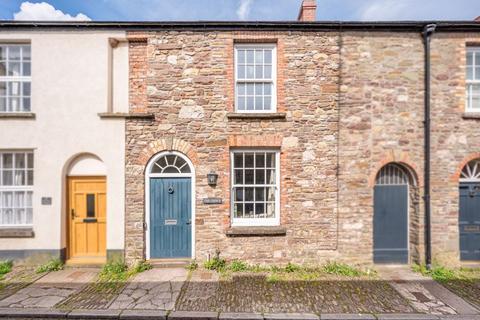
[68,177,106,262]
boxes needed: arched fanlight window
[460,159,480,182]
[375,163,410,185]
[150,154,191,174]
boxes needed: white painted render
[0,30,128,254]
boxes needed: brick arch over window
[368,152,421,188]
[452,152,480,182]
[137,138,199,169]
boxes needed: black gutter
[0,20,479,32]
[422,23,436,269]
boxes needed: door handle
[186,220,191,225]
[71,209,76,219]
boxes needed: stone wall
[125,30,341,264]
[125,28,480,266]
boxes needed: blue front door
[459,183,480,261]
[373,185,409,264]
[150,177,192,258]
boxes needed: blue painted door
[150,178,191,258]
[374,185,409,264]
[459,183,480,261]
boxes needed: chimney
[297,0,317,22]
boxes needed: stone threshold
[0,309,478,320]
[226,112,287,120]
[0,112,36,119]
[226,226,287,237]
[98,112,155,120]
[0,227,34,238]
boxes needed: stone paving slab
[168,311,218,320]
[422,281,479,315]
[219,313,263,320]
[0,268,46,301]
[119,309,168,320]
[264,313,319,320]
[68,309,122,319]
[320,314,376,320]
[0,269,97,309]
[109,268,187,311]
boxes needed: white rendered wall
[0,30,127,254]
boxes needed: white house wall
[0,30,127,260]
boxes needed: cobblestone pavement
[0,267,45,301]
[108,268,187,310]
[176,270,415,314]
[0,268,97,309]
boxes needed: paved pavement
[0,268,97,309]
[109,267,187,310]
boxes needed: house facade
[0,28,129,264]
[1,0,479,266]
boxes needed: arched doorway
[459,159,480,261]
[374,163,413,264]
[66,154,107,264]
[145,151,195,259]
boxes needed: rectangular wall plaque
[41,197,52,205]
[203,198,223,205]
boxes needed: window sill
[226,112,287,120]
[462,112,480,119]
[98,112,155,120]
[0,112,35,119]
[0,227,34,238]
[226,226,286,237]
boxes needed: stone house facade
[123,15,480,266]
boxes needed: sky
[0,0,479,22]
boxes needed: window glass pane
[86,194,95,218]
[22,46,31,61]
[23,82,31,96]
[266,203,275,218]
[266,169,275,184]
[237,50,245,64]
[246,97,254,110]
[246,50,254,63]
[234,169,243,184]
[264,96,272,110]
[9,82,20,96]
[3,154,13,168]
[255,83,263,95]
[476,67,480,81]
[163,166,180,173]
[255,50,263,64]
[266,187,276,201]
[264,83,272,95]
[10,97,20,111]
[26,208,32,224]
[255,187,265,201]
[0,62,5,76]
[246,83,254,95]
[26,191,32,207]
[234,153,243,168]
[476,52,480,67]
[255,153,265,167]
[14,170,25,185]
[234,203,243,218]
[15,153,25,168]
[0,97,5,112]
[246,65,254,79]
[264,65,272,79]
[27,170,33,185]
[255,97,263,110]
[0,46,6,60]
[8,62,21,76]
[235,187,243,201]
[255,65,263,78]
[244,203,254,218]
[23,62,31,76]
[237,64,245,79]
[245,169,254,184]
[0,82,5,96]
[180,165,191,173]
[467,52,474,66]
[9,47,21,60]
[2,171,12,185]
[237,83,246,96]
[264,50,272,63]
[244,153,254,167]
[255,203,265,217]
[266,153,275,167]
[237,96,245,110]
[467,67,474,80]
[255,169,265,183]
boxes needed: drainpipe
[422,23,436,269]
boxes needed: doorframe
[66,175,107,262]
[144,151,195,260]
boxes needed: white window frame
[0,43,32,113]
[0,151,33,227]
[230,150,280,227]
[234,44,277,113]
[466,47,480,113]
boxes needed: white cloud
[14,2,91,21]
[236,0,253,20]
[359,0,410,20]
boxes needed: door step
[148,258,192,268]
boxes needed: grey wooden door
[459,182,480,261]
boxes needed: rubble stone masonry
[125,29,480,266]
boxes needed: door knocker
[469,185,480,197]
[168,186,174,194]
